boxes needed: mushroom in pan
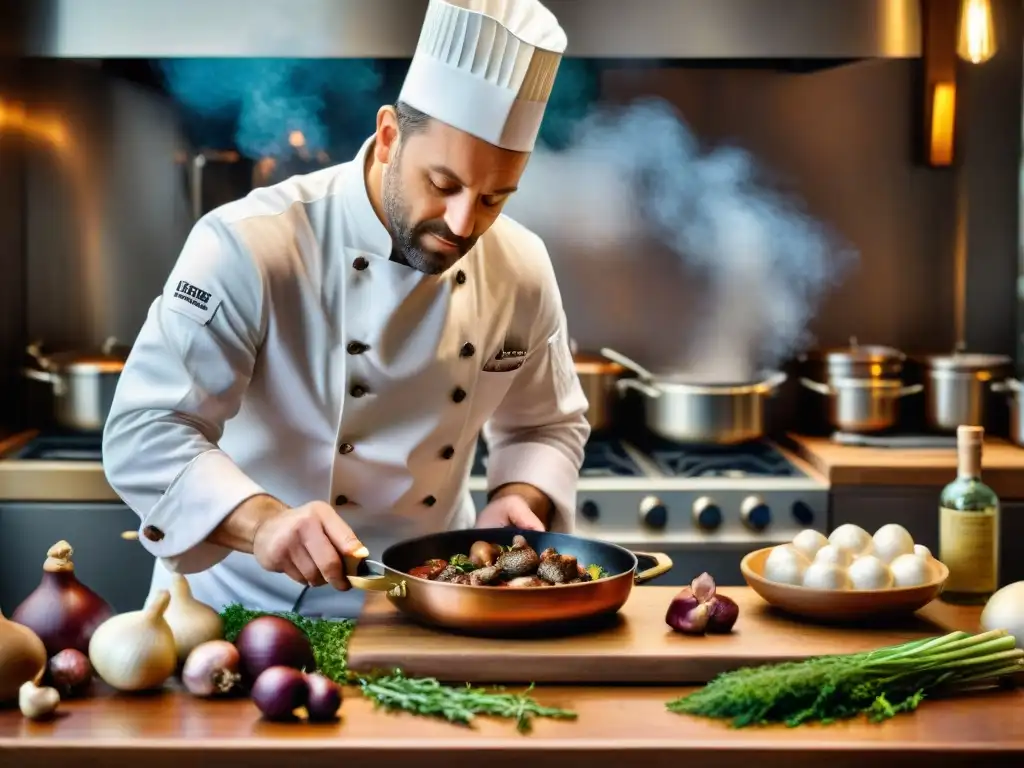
[506,576,547,588]
[537,553,581,584]
[496,535,541,578]
[469,565,503,586]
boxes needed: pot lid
[803,337,904,364]
[573,352,625,375]
[30,336,128,374]
[925,352,1012,373]
[45,351,126,373]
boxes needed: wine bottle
[939,425,1001,604]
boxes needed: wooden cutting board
[346,586,980,684]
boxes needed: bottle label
[939,506,997,593]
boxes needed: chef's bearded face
[375,102,529,275]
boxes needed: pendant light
[956,0,997,64]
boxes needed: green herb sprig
[668,629,1023,728]
[221,604,575,733]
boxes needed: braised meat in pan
[406,535,610,588]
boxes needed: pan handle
[631,551,673,584]
[342,551,407,598]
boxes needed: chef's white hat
[399,0,567,153]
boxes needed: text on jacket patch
[174,281,212,311]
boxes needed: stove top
[631,435,803,479]
[8,433,103,462]
[471,434,806,480]
[472,436,644,478]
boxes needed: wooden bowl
[741,546,949,621]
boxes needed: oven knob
[639,496,668,529]
[692,496,723,531]
[580,500,599,521]
[741,495,772,531]
[791,500,815,526]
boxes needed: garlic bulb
[89,590,177,692]
[0,606,48,705]
[164,574,224,664]
[19,680,60,720]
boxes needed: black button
[422,495,437,506]
[346,341,369,355]
[451,387,467,403]
[460,342,475,358]
[440,445,455,460]
[338,442,354,454]
[334,495,348,506]
[350,384,368,398]
[455,270,466,285]
[142,525,164,542]
[352,257,369,271]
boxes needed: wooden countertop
[2,598,1023,767]
[786,433,1024,498]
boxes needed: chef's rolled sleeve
[483,233,590,533]
[102,213,268,573]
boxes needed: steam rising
[507,98,856,381]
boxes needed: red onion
[47,649,93,698]
[12,541,114,657]
[182,640,242,697]
[235,616,316,685]
[665,572,739,635]
[251,666,307,721]
[304,673,342,721]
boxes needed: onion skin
[12,562,114,657]
[706,594,740,633]
[665,573,739,636]
[305,673,342,721]
[182,640,242,697]
[47,649,93,698]
[251,666,308,721]
[665,589,711,634]
[235,616,316,686]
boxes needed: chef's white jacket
[102,136,590,616]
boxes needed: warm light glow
[288,130,305,148]
[957,0,997,64]
[930,82,956,166]
[0,99,68,148]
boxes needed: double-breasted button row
[353,256,369,271]
[347,341,369,355]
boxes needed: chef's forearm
[206,493,286,553]
[488,482,554,528]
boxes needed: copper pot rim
[573,353,626,376]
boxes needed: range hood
[8,0,921,59]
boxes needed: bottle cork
[957,425,984,478]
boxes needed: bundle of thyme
[668,629,1024,728]
[221,604,576,733]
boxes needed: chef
[102,0,589,618]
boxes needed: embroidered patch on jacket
[483,348,527,373]
[165,279,223,325]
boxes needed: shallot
[305,673,342,721]
[235,616,316,685]
[182,640,242,697]
[251,666,308,721]
[11,540,114,657]
[48,649,93,698]
[665,573,739,635]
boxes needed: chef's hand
[252,501,365,590]
[476,493,546,531]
